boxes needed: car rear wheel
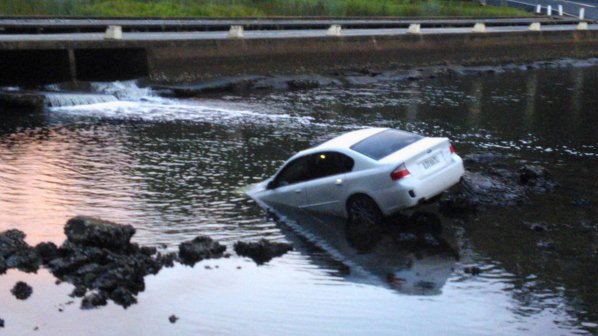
[347,194,384,227]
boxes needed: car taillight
[390,163,410,181]
[449,144,455,154]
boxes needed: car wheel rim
[349,198,379,226]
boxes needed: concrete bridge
[1,18,597,86]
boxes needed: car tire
[347,194,384,227]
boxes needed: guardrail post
[408,24,421,34]
[326,25,342,36]
[547,5,552,16]
[529,22,541,31]
[558,5,563,16]
[536,5,541,14]
[472,23,486,33]
[579,8,585,20]
[227,25,244,38]
[104,26,122,40]
[577,22,588,30]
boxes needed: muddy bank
[149,58,598,96]
[0,216,292,310]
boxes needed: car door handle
[335,178,343,185]
[294,189,302,193]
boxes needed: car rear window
[350,129,423,160]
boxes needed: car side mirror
[266,180,278,190]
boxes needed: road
[488,0,598,19]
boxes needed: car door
[302,151,355,217]
[262,155,313,208]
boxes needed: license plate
[421,155,440,169]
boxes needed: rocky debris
[522,221,549,232]
[81,291,108,310]
[0,229,41,273]
[34,242,58,263]
[234,239,292,265]
[518,165,556,192]
[178,236,226,266]
[439,170,526,214]
[0,217,239,309]
[11,281,33,300]
[43,217,175,308]
[64,216,136,252]
[463,266,482,276]
[440,153,556,215]
[169,315,179,324]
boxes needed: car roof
[316,127,388,150]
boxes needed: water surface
[0,66,597,335]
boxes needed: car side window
[273,151,354,188]
[311,152,354,179]
[274,155,314,187]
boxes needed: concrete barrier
[529,22,541,31]
[407,24,421,34]
[104,26,122,40]
[227,25,244,38]
[577,22,589,30]
[472,23,486,33]
[326,25,342,36]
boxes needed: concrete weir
[0,24,598,85]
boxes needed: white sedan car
[249,128,464,224]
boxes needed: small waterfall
[44,93,118,108]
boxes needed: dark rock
[523,221,548,232]
[178,236,226,266]
[0,256,6,275]
[0,318,4,328]
[463,266,482,275]
[42,217,186,309]
[70,286,87,298]
[64,216,135,251]
[109,287,137,308]
[81,291,108,310]
[463,152,506,165]
[169,315,179,324]
[234,239,292,265]
[156,252,177,268]
[518,164,556,192]
[0,229,41,273]
[440,170,526,215]
[35,242,58,263]
[537,240,555,250]
[571,198,592,207]
[11,281,33,300]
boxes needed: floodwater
[0,65,597,335]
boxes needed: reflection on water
[0,66,597,335]
[255,201,457,296]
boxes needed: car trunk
[380,137,452,179]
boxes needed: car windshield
[350,129,423,160]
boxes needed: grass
[0,0,530,17]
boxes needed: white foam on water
[49,99,315,126]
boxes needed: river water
[0,65,597,335]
